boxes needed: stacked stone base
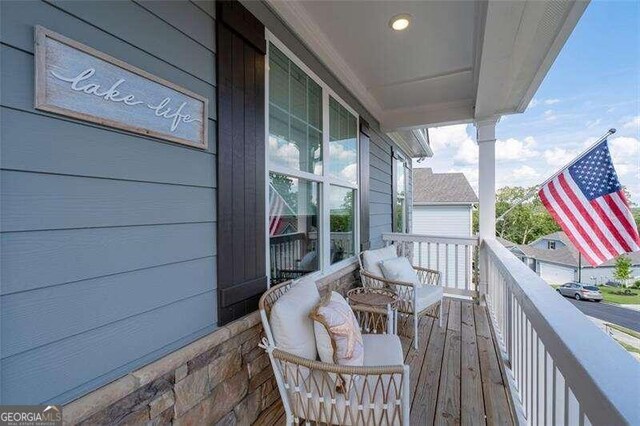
[63,262,359,425]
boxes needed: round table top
[346,287,397,307]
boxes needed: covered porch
[256,0,639,424]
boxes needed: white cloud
[497,165,541,189]
[543,147,579,168]
[543,110,557,121]
[544,99,560,105]
[428,124,479,166]
[511,165,539,179]
[609,136,639,172]
[427,124,472,153]
[528,98,539,109]
[622,116,640,130]
[453,137,478,165]
[495,136,538,161]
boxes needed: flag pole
[495,128,616,223]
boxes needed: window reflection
[330,185,355,264]
[269,173,319,284]
[329,97,357,185]
[268,44,322,174]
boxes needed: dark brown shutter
[217,1,267,325]
[359,120,371,251]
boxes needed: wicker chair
[259,281,410,425]
[358,250,443,349]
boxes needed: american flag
[269,187,285,236]
[538,140,640,266]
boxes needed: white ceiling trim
[266,0,384,122]
[382,99,475,131]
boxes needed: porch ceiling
[266,0,588,131]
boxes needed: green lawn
[597,285,640,305]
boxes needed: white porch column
[475,118,498,240]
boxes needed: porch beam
[475,118,498,240]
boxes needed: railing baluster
[465,244,469,290]
[444,244,449,288]
[436,243,440,285]
[454,244,459,289]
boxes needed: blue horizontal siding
[2,257,215,357]
[1,170,216,232]
[1,108,216,187]
[1,222,215,295]
[0,0,218,405]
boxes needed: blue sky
[419,0,640,203]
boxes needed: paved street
[567,298,640,332]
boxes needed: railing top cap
[482,239,640,424]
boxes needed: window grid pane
[328,97,358,185]
[330,185,355,264]
[269,173,320,285]
[268,43,322,175]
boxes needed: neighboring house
[412,168,478,238]
[412,168,477,288]
[501,231,640,285]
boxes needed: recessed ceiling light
[389,14,411,31]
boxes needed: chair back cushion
[361,245,397,277]
[270,276,321,360]
[311,292,364,368]
[380,256,420,285]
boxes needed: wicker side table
[346,287,399,334]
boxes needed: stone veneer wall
[63,263,359,425]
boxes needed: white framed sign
[34,26,208,149]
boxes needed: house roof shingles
[413,168,478,204]
[499,232,640,267]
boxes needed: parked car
[557,283,603,301]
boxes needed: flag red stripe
[557,173,618,258]
[539,187,599,266]
[590,199,633,252]
[603,193,639,245]
[561,172,626,254]
[609,192,640,244]
[547,180,606,262]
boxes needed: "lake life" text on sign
[35,26,208,149]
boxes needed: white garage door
[539,262,575,285]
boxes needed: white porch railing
[481,238,640,425]
[382,233,479,297]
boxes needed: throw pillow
[379,256,420,286]
[361,245,397,277]
[270,276,321,360]
[311,291,364,392]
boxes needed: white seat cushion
[379,256,420,285]
[362,245,397,277]
[363,334,404,366]
[415,285,444,312]
[270,277,320,360]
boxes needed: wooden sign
[34,26,208,149]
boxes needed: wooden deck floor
[255,298,515,425]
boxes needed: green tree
[473,186,560,244]
[613,255,633,287]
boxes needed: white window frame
[265,31,360,284]
[393,151,409,233]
